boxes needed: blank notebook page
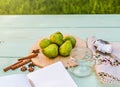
[0,74,32,87]
[27,62,77,87]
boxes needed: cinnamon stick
[3,60,23,72]
[4,53,38,72]
[18,53,38,61]
[11,59,31,70]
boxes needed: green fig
[64,36,76,48]
[39,38,51,49]
[59,40,72,57]
[50,32,64,46]
[42,44,58,58]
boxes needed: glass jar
[67,47,93,77]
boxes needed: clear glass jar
[67,47,94,77]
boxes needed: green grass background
[0,0,120,14]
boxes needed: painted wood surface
[0,15,120,87]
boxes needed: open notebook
[0,62,77,87]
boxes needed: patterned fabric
[87,36,120,85]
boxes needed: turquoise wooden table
[0,15,120,87]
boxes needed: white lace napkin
[87,36,120,85]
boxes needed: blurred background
[0,0,120,14]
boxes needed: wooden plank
[0,28,120,57]
[0,15,120,28]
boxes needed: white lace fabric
[87,36,120,85]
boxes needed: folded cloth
[87,36,120,85]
